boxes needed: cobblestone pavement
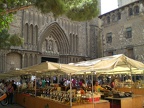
[0,104,24,108]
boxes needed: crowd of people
[58,78,116,93]
[0,80,17,104]
[0,77,117,100]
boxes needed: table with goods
[15,81,144,108]
[98,85,143,108]
[15,86,110,108]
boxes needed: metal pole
[143,70,144,81]
[35,73,37,97]
[91,71,94,103]
[129,65,133,92]
[57,74,60,84]
[69,73,72,107]
[84,72,86,86]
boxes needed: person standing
[12,80,17,104]
[7,82,14,104]
[12,80,17,91]
[93,81,109,92]
[42,79,46,88]
[110,79,115,88]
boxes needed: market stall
[7,61,108,108]
[2,54,144,108]
[105,95,143,108]
[15,93,110,108]
[69,54,144,108]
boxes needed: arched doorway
[6,52,22,71]
[38,22,70,63]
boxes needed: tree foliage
[66,0,99,21]
[0,29,24,49]
[35,0,99,21]
[0,0,99,49]
[0,0,99,32]
[9,34,24,46]
[0,0,33,32]
[35,0,66,17]
[0,29,11,49]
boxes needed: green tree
[0,0,99,49]
[0,0,99,31]
[0,29,24,49]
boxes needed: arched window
[128,8,133,16]
[35,25,38,45]
[134,6,139,14]
[33,26,36,45]
[76,35,78,53]
[70,33,72,53]
[72,34,75,53]
[29,24,33,44]
[24,23,28,43]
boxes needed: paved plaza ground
[0,104,24,108]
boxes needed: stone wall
[99,1,144,62]
[0,5,101,72]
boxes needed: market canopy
[5,61,90,76]
[72,54,144,74]
[0,73,15,79]
[22,61,59,73]
[3,54,144,77]
[1,62,59,77]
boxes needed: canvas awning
[0,73,15,79]
[3,54,144,76]
[5,61,90,76]
[72,54,144,74]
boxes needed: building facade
[0,0,102,73]
[99,0,144,63]
[118,0,138,7]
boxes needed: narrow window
[107,16,110,24]
[134,6,139,14]
[117,12,121,20]
[126,27,132,38]
[129,8,133,16]
[106,33,112,43]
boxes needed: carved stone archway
[38,22,70,63]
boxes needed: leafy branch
[0,0,99,32]
[0,29,24,49]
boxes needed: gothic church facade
[0,0,102,72]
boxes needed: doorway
[41,57,58,63]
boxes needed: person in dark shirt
[7,82,14,104]
[11,80,17,104]
[12,80,17,91]
[110,79,115,88]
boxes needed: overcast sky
[101,0,118,14]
